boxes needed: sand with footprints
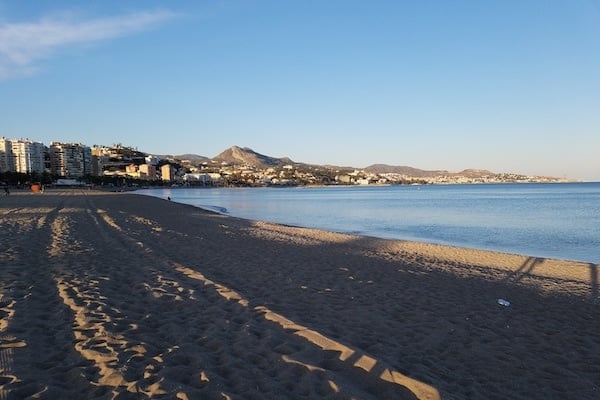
[0,189,598,399]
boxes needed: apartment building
[161,164,174,182]
[0,137,14,173]
[139,164,157,179]
[2,139,46,174]
[48,142,92,178]
[91,146,109,176]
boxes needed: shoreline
[134,183,600,264]
[1,190,598,399]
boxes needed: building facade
[9,139,46,174]
[139,164,157,179]
[0,137,14,173]
[161,164,174,182]
[49,142,92,178]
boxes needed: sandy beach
[0,189,598,399]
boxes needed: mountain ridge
[174,146,499,178]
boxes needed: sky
[1,1,599,181]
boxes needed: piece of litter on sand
[497,299,511,307]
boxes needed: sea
[136,182,600,264]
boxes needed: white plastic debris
[497,299,511,307]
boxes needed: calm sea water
[136,183,600,263]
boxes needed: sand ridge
[0,189,598,399]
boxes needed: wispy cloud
[0,10,177,80]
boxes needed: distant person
[3,186,9,196]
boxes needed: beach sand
[0,189,598,399]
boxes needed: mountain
[212,146,295,168]
[164,146,524,180]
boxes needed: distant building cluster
[1,138,93,177]
[0,138,170,181]
[1,137,569,186]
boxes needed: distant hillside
[455,169,496,178]
[364,164,450,177]
[162,146,519,180]
[212,146,295,168]
[364,164,497,178]
[173,154,210,164]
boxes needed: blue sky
[1,1,599,180]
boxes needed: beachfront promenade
[0,189,598,399]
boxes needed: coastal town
[1,138,569,188]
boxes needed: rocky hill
[211,146,295,168]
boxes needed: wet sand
[0,189,598,399]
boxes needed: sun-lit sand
[0,189,598,399]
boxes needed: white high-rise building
[0,137,15,173]
[10,139,46,174]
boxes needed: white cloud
[0,10,177,80]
